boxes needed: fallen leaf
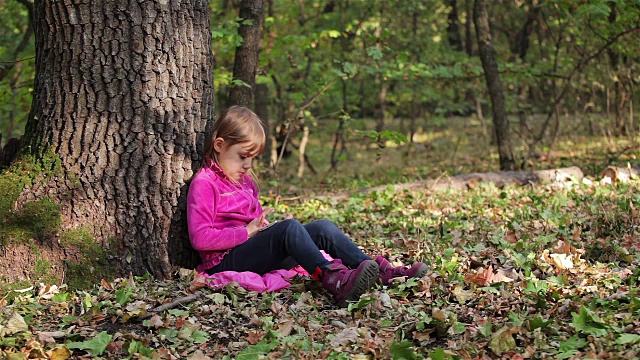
[275,319,295,337]
[187,350,212,360]
[465,266,494,286]
[489,327,519,355]
[505,231,518,243]
[549,253,573,270]
[147,314,165,329]
[190,274,207,292]
[46,345,72,360]
[37,331,67,344]
[6,311,28,335]
[246,331,264,345]
[452,286,474,303]
[100,279,114,291]
[330,327,359,347]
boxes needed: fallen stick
[139,291,205,320]
[313,166,585,201]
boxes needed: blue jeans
[206,219,372,276]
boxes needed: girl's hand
[247,208,274,238]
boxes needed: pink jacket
[187,162,263,271]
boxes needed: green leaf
[559,335,587,352]
[347,295,375,312]
[167,309,190,317]
[236,339,279,360]
[52,293,70,303]
[489,327,516,355]
[616,333,640,345]
[127,339,153,358]
[66,331,112,356]
[192,330,210,344]
[366,46,383,61]
[451,322,466,334]
[158,328,179,343]
[82,292,93,313]
[571,306,609,337]
[526,316,551,330]
[389,340,416,360]
[115,288,133,306]
[479,321,493,337]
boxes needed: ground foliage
[1,173,640,359]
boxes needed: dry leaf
[100,279,114,291]
[275,319,295,337]
[246,331,264,345]
[187,350,212,360]
[330,327,359,347]
[505,231,518,243]
[572,226,582,241]
[493,270,514,283]
[464,266,494,286]
[452,286,474,303]
[189,274,207,293]
[46,345,71,360]
[37,331,66,344]
[147,314,165,328]
[549,253,573,270]
[489,327,519,355]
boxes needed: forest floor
[2,114,640,359]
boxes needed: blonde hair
[203,106,266,181]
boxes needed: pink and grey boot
[375,256,428,286]
[321,259,379,307]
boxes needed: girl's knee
[307,219,341,236]
[280,218,304,233]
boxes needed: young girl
[187,106,427,307]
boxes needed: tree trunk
[227,0,264,108]
[21,0,214,279]
[473,0,517,170]
[447,0,463,52]
[464,0,473,56]
[255,83,272,166]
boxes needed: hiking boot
[321,259,379,307]
[375,255,428,286]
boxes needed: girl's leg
[303,219,372,269]
[208,219,331,276]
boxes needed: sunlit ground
[265,113,639,195]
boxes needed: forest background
[1,0,640,359]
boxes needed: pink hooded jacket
[187,162,263,272]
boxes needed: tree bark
[21,0,214,279]
[227,0,264,108]
[473,0,517,171]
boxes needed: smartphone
[258,220,280,231]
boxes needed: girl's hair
[203,106,266,176]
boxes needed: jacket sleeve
[187,175,249,251]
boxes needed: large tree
[21,0,214,279]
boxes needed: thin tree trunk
[227,0,264,108]
[464,0,473,56]
[474,0,517,170]
[255,83,271,166]
[22,0,214,279]
[297,125,309,178]
[447,0,463,51]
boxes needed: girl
[187,106,427,307]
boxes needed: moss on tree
[0,150,117,296]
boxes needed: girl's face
[214,138,257,181]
